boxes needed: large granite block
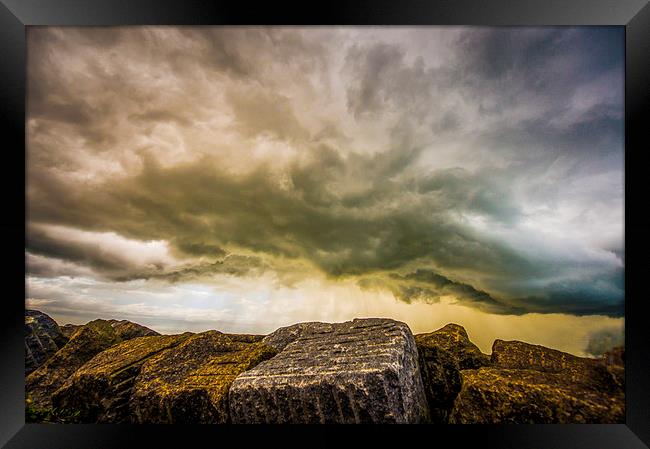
[229,318,429,424]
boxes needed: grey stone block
[229,318,429,424]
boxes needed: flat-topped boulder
[449,366,625,424]
[25,310,68,375]
[450,340,625,424]
[52,333,192,423]
[492,339,597,373]
[229,318,430,424]
[491,339,623,393]
[26,319,159,410]
[129,331,276,424]
[262,322,335,351]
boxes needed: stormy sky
[26,27,624,356]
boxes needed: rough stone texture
[229,318,430,424]
[25,310,68,375]
[450,340,625,424]
[415,324,491,370]
[108,319,159,340]
[130,331,275,424]
[449,367,625,424]
[52,334,192,423]
[492,339,597,373]
[491,339,624,394]
[262,322,334,351]
[414,324,490,422]
[60,324,82,339]
[416,344,462,423]
[26,319,158,410]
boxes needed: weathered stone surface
[449,367,625,423]
[450,340,625,423]
[25,310,68,375]
[415,324,491,370]
[414,324,489,422]
[60,324,82,339]
[491,339,623,394]
[262,322,334,351]
[229,318,430,424]
[416,344,462,423]
[492,339,596,373]
[52,333,191,423]
[26,319,158,410]
[108,319,159,340]
[130,331,275,424]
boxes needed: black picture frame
[2,0,649,447]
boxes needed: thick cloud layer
[27,27,624,320]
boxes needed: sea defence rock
[414,324,490,422]
[415,324,491,370]
[262,321,334,351]
[26,319,158,410]
[60,324,82,339]
[52,334,192,423]
[108,319,159,340]
[449,340,625,423]
[492,339,597,373]
[130,331,276,424]
[492,339,624,394]
[25,310,68,375]
[229,318,430,424]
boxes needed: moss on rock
[130,331,276,424]
[52,333,192,423]
[450,366,625,423]
[450,340,625,423]
[26,319,159,411]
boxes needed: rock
[262,321,334,351]
[52,333,192,423]
[491,339,623,394]
[450,340,625,423]
[492,339,596,373]
[415,324,491,370]
[25,310,68,375]
[449,367,625,424]
[129,331,275,424]
[416,344,462,423]
[414,324,489,422]
[60,324,82,339]
[107,319,159,340]
[229,318,430,424]
[26,319,157,410]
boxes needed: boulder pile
[24,310,625,424]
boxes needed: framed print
[2,0,649,447]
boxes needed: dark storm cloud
[27,144,623,316]
[26,27,624,317]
